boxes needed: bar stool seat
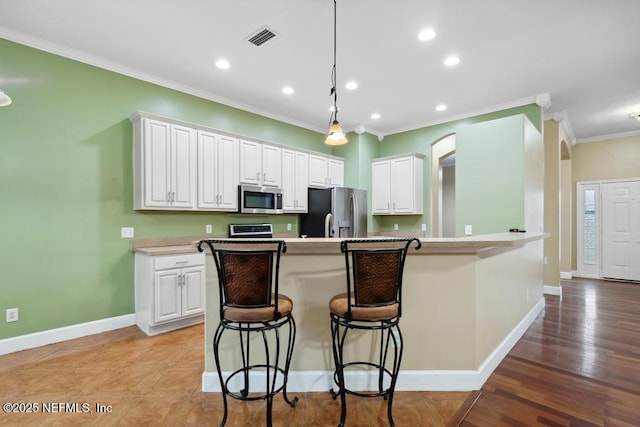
[223,294,293,322]
[197,239,297,427]
[329,237,421,427]
[329,293,398,320]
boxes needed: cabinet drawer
[154,253,204,270]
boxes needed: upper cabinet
[197,131,238,211]
[131,111,344,213]
[132,114,197,210]
[239,140,282,187]
[282,149,309,212]
[372,153,424,215]
[308,154,344,188]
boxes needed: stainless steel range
[228,223,273,238]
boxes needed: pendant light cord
[328,0,339,127]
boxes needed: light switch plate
[465,225,472,236]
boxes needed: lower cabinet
[135,252,205,336]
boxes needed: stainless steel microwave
[238,185,284,214]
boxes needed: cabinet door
[327,158,344,187]
[239,140,262,185]
[143,119,171,207]
[154,270,182,323]
[262,144,282,187]
[392,157,415,213]
[282,149,297,211]
[294,151,309,211]
[372,161,392,214]
[182,266,205,317]
[217,135,239,210]
[308,154,328,187]
[170,124,197,208]
[197,131,219,209]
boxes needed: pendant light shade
[0,89,12,107]
[325,0,347,146]
[325,120,348,145]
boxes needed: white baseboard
[560,271,573,279]
[202,297,545,393]
[0,314,136,356]
[544,285,563,297]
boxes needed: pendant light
[0,89,12,107]
[324,0,347,146]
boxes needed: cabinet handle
[175,260,189,265]
[263,172,267,182]
[256,172,260,180]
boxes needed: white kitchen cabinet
[239,140,282,187]
[197,131,239,211]
[282,149,308,212]
[308,154,344,188]
[135,252,205,336]
[372,153,424,215]
[132,115,197,210]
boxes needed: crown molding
[0,27,328,135]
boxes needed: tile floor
[0,324,469,426]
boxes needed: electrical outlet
[464,225,472,235]
[287,223,292,231]
[421,223,427,232]
[205,224,212,234]
[393,224,399,231]
[121,227,134,238]
[6,308,18,323]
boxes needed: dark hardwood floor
[2,278,640,426]
[460,278,640,427]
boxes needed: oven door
[239,185,283,214]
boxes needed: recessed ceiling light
[371,113,381,120]
[345,81,358,90]
[215,59,230,69]
[436,104,447,111]
[282,86,294,95]
[418,29,436,41]
[444,56,460,66]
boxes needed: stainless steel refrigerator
[300,187,367,238]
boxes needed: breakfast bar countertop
[131,231,547,256]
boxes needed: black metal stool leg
[386,324,403,427]
[282,316,299,407]
[213,323,228,427]
[330,317,348,427]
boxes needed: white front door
[602,180,640,281]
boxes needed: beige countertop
[132,232,547,256]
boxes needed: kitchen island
[133,232,546,392]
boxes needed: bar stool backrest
[197,240,287,317]
[341,238,421,319]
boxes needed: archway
[431,134,456,237]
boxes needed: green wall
[370,105,542,234]
[0,39,330,339]
[0,37,543,340]
[456,116,526,235]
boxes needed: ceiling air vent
[247,26,278,47]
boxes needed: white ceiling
[1,0,639,143]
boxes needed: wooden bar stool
[329,237,421,427]
[197,239,297,427]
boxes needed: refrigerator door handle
[351,194,358,237]
[325,213,334,238]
